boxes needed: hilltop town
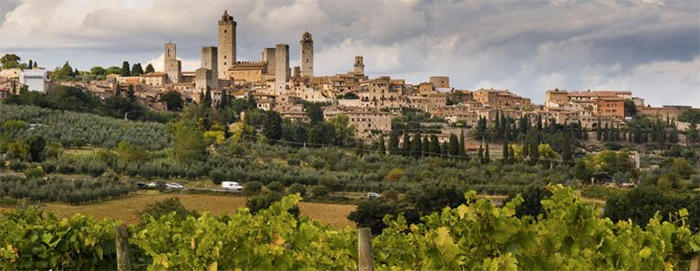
[0,10,698,144]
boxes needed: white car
[367,192,381,199]
[165,183,184,189]
[221,181,243,191]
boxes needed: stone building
[544,89,569,108]
[473,88,531,108]
[261,48,276,76]
[323,105,392,138]
[275,44,290,94]
[429,76,450,89]
[218,10,237,79]
[164,42,182,84]
[300,32,313,77]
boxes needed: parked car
[222,181,243,191]
[165,183,184,190]
[367,192,381,199]
[147,182,159,188]
[136,182,147,189]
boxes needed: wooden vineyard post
[690,254,700,271]
[116,224,131,271]
[358,227,374,271]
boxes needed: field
[0,191,357,229]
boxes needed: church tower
[353,56,364,75]
[218,10,236,79]
[300,32,313,77]
[164,42,181,83]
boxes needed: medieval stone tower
[300,32,313,77]
[275,44,290,94]
[200,46,218,89]
[164,42,181,83]
[217,10,236,79]
[354,56,365,75]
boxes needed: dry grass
[1,191,356,229]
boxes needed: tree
[121,61,131,77]
[504,185,553,218]
[144,63,155,74]
[477,143,484,164]
[26,135,46,162]
[28,60,33,69]
[305,103,324,124]
[422,135,430,156]
[448,133,459,157]
[388,131,400,155]
[90,66,106,75]
[688,122,699,144]
[378,136,386,154]
[131,63,144,76]
[105,66,122,75]
[502,140,510,165]
[429,134,440,156]
[0,53,20,69]
[171,119,207,162]
[624,99,637,117]
[402,131,411,156]
[263,111,283,142]
[33,61,38,68]
[51,61,74,81]
[218,89,231,110]
[160,90,183,111]
[203,86,213,107]
[484,143,490,164]
[139,197,198,221]
[127,85,136,102]
[328,115,355,146]
[410,132,422,158]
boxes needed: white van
[221,181,243,191]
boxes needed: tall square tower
[164,42,181,84]
[275,44,290,94]
[300,32,313,77]
[218,10,236,80]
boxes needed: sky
[1,0,698,106]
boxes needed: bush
[381,189,399,201]
[244,181,262,194]
[266,181,285,193]
[138,197,198,221]
[209,168,226,185]
[23,167,45,178]
[288,183,306,197]
[311,185,329,197]
[246,193,300,217]
[384,168,405,182]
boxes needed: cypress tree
[502,140,510,165]
[402,131,411,156]
[422,135,430,156]
[145,63,155,74]
[448,133,459,157]
[441,142,448,158]
[484,143,490,164]
[203,86,213,107]
[429,135,440,156]
[388,131,400,155]
[28,60,33,69]
[114,82,121,97]
[411,132,422,158]
[131,63,144,76]
[127,85,135,102]
[477,143,484,164]
[121,61,131,77]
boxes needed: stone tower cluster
[195,47,218,91]
[300,32,313,77]
[218,10,237,80]
[164,42,181,83]
[275,44,290,94]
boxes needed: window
[224,30,227,33]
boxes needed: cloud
[0,0,698,106]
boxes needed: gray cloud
[1,0,698,106]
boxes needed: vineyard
[1,186,699,270]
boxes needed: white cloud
[0,0,697,106]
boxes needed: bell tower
[300,32,313,77]
[218,10,236,79]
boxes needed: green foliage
[144,63,155,74]
[0,175,132,204]
[130,63,143,76]
[139,197,198,221]
[160,90,183,111]
[287,183,307,196]
[120,61,130,77]
[266,181,285,193]
[244,181,263,194]
[504,185,553,218]
[311,185,330,197]
[171,118,206,162]
[246,193,300,217]
[263,110,283,142]
[0,53,21,69]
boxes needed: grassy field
[0,191,357,229]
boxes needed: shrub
[23,167,44,178]
[244,181,262,194]
[209,168,226,185]
[138,197,198,221]
[246,193,300,217]
[288,183,306,197]
[311,185,329,197]
[266,181,285,193]
[384,168,405,182]
[381,189,399,201]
